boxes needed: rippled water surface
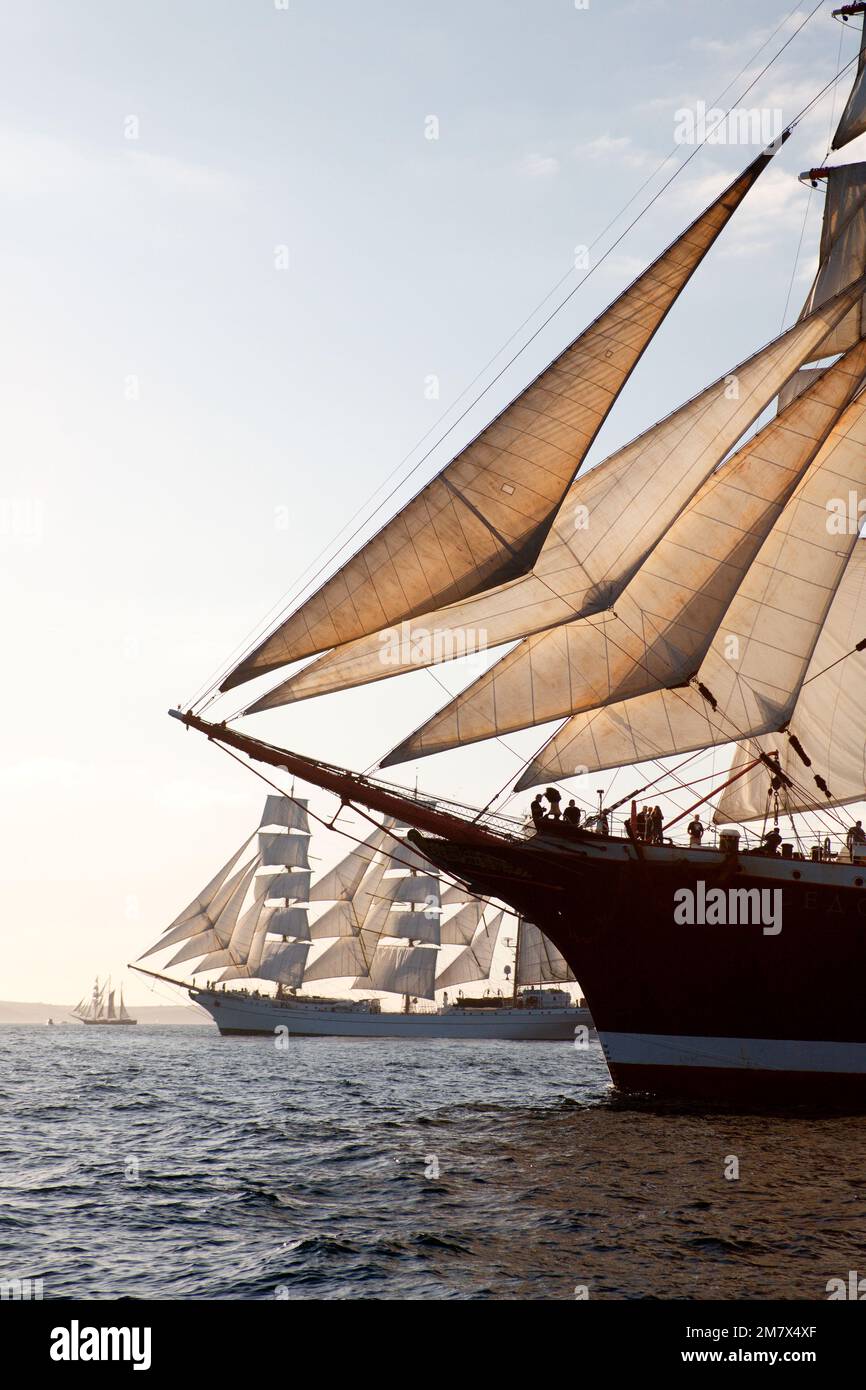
[2,1024,865,1300]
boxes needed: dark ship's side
[409,827,866,1106]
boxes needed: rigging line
[800,634,866,685]
[185,2,833,713]
[779,184,815,332]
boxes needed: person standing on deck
[687,815,704,848]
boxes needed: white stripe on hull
[600,1032,866,1075]
[195,992,588,1040]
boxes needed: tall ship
[71,978,136,1026]
[135,794,590,1039]
[161,9,866,1102]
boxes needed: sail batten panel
[223,150,780,691]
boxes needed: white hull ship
[134,793,591,1040]
[71,978,136,1026]
[189,986,588,1040]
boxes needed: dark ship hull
[410,828,866,1107]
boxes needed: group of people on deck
[634,804,666,844]
[529,788,608,835]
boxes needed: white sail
[434,912,504,991]
[307,824,390,901]
[385,909,442,946]
[308,900,359,939]
[303,935,372,983]
[517,922,576,984]
[219,886,277,969]
[382,340,866,760]
[362,945,438,1000]
[380,874,441,907]
[264,279,866,721]
[222,150,780,691]
[165,858,260,969]
[259,794,310,832]
[440,901,485,945]
[261,870,309,901]
[515,387,866,785]
[257,832,312,869]
[255,939,311,987]
[268,906,310,939]
[139,844,253,957]
[440,882,473,906]
[118,987,132,1021]
[715,543,866,823]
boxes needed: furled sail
[259,794,310,833]
[257,831,312,869]
[434,913,504,991]
[833,17,866,150]
[261,277,865,721]
[223,148,781,691]
[514,387,866,785]
[382,337,866,762]
[715,543,866,823]
[517,922,576,984]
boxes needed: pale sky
[3,0,864,1002]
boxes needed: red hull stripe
[599,1032,866,1074]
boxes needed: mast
[512,919,522,1004]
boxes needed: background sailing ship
[71,978,136,1026]
[155,7,866,1101]
[135,794,589,1038]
